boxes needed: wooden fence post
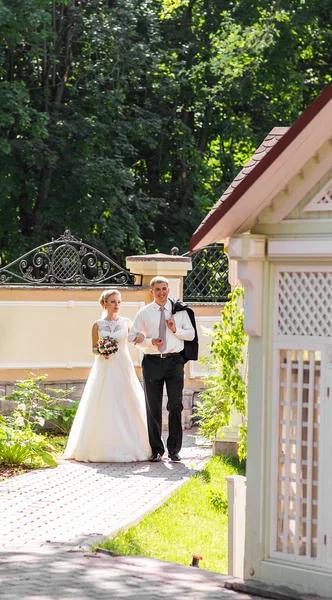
[225,475,246,579]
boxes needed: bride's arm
[91,322,99,355]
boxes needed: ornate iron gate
[183,244,230,303]
[0,230,142,287]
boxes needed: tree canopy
[0,0,331,265]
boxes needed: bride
[64,289,151,462]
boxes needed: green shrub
[0,373,78,467]
[3,373,77,434]
[195,287,248,460]
[0,417,57,466]
[48,400,79,434]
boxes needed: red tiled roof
[190,81,332,251]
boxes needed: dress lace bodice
[97,317,130,344]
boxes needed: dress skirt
[64,348,151,462]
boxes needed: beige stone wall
[0,287,150,382]
[0,288,222,382]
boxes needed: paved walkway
[0,430,211,552]
[0,430,269,599]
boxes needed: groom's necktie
[158,306,167,353]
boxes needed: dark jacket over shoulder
[170,298,199,363]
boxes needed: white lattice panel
[275,350,321,559]
[277,271,332,337]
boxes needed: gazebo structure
[191,82,332,597]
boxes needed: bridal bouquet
[97,336,119,356]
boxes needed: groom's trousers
[142,353,184,455]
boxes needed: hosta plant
[0,373,78,468]
[0,417,57,467]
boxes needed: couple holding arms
[64,276,195,464]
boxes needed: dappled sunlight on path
[0,429,211,552]
[0,430,273,599]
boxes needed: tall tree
[0,0,331,265]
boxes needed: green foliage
[209,490,228,512]
[44,434,69,458]
[3,373,76,435]
[0,416,57,466]
[49,401,79,435]
[0,373,77,467]
[0,0,331,264]
[238,420,248,463]
[97,454,244,574]
[195,287,248,460]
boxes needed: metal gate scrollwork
[0,231,142,287]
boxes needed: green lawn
[96,454,245,574]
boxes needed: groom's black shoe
[149,452,163,462]
[168,452,181,462]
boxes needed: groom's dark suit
[129,298,195,457]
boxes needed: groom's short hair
[150,276,169,287]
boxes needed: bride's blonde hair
[99,289,121,307]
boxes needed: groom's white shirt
[128,299,195,355]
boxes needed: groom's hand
[152,338,164,348]
[133,332,145,344]
[166,317,176,333]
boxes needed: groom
[129,276,195,462]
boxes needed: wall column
[126,253,192,300]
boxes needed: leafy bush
[195,287,248,460]
[48,400,79,434]
[0,373,78,467]
[3,373,77,434]
[0,416,57,466]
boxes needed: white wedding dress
[64,317,151,462]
